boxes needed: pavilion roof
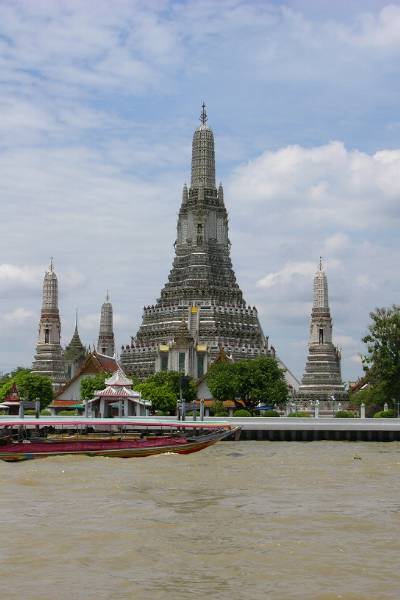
[104,369,133,387]
[94,385,140,399]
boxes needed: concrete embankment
[200,417,400,442]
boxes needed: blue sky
[0,0,399,382]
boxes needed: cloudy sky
[0,0,399,382]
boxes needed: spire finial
[319,256,323,271]
[75,308,78,330]
[200,102,207,126]
[50,256,54,272]
[106,289,110,302]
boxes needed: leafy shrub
[233,409,252,417]
[287,411,310,417]
[263,409,280,417]
[373,409,395,418]
[58,410,78,416]
[335,410,355,418]
[214,411,229,417]
[40,409,51,416]
[210,400,228,417]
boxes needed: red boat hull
[0,430,234,462]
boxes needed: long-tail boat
[0,417,238,462]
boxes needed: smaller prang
[298,258,347,406]
[97,291,115,357]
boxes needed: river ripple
[0,442,399,600]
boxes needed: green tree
[206,356,289,410]
[350,383,387,417]
[234,357,289,410]
[0,369,53,408]
[0,366,28,387]
[362,305,400,407]
[205,362,237,402]
[136,371,196,413]
[80,372,109,400]
[136,382,177,414]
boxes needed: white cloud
[228,142,400,229]
[350,354,363,365]
[349,5,400,49]
[62,270,87,291]
[324,233,349,254]
[0,264,42,291]
[356,274,378,291]
[0,263,86,293]
[335,335,356,348]
[2,308,34,325]
[257,261,316,289]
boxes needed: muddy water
[0,442,399,600]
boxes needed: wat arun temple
[120,105,273,380]
[30,105,346,404]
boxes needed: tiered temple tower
[298,260,347,403]
[64,312,87,380]
[97,293,115,357]
[121,105,271,378]
[32,260,66,390]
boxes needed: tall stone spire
[190,102,216,189]
[97,292,115,357]
[32,260,66,390]
[121,106,271,379]
[298,260,347,404]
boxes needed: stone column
[100,398,105,419]
[360,403,366,419]
[314,400,319,419]
[200,399,204,421]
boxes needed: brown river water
[0,442,399,600]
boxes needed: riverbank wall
[208,417,400,441]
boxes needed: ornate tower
[121,105,270,378]
[32,260,66,390]
[97,292,115,357]
[298,260,347,403]
[64,312,87,380]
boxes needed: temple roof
[172,319,193,347]
[94,351,119,372]
[53,350,118,400]
[3,383,21,405]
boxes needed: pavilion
[0,383,21,415]
[86,369,151,418]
